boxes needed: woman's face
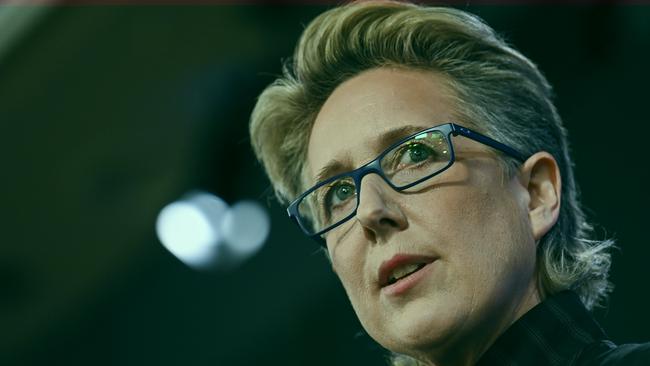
[306,67,541,363]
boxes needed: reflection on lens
[381,131,451,186]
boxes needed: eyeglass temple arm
[451,124,527,162]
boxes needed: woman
[249,1,648,365]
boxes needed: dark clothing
[477,291,650,365]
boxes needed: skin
[306,67,562,365]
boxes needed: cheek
[329,242,383,332]
[456,186,536,296]
[422,178,534,281]
[330,243,369,303]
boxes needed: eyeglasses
[287,123,526,245]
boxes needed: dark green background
[1,4,648,366]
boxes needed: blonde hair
[250,1,613,363]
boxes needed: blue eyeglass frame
[286,122,527,246]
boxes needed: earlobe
[520,152,562,241]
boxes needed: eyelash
[389,141,436,167]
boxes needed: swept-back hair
[250,1,613,351]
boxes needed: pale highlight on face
[307,68,542,365]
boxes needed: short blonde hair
[250,1,613,359]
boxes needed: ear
[518,152,562,241]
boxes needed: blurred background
[1,3,648,366]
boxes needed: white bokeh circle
[220,200,270,258]
[156,193,270,270]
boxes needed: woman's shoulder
[578,340,650,366]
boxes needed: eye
[326,182,355,206]
[397,142,436,167]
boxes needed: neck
[418,286,542,366]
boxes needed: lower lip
[381,261,435,296]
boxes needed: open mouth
[378,255,436,289]
[386,263,427,286]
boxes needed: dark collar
[477,291,609,366]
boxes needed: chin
[374,295,466,356]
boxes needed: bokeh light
[221,200,270,259]
[156,192,269,270]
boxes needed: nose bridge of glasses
[355,159,395,195]
[356,168,396,210]
[353,168,404,235]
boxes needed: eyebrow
[313,124,429,183]
[372,124,430,152]
[314,160,349,185]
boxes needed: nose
[355,174,408,243]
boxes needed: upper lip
[377,254,437,288]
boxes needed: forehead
[306,67,458,183]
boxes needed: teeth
[388,263,425,284]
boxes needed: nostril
[379,217,399,228]
[362,223,378,243]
